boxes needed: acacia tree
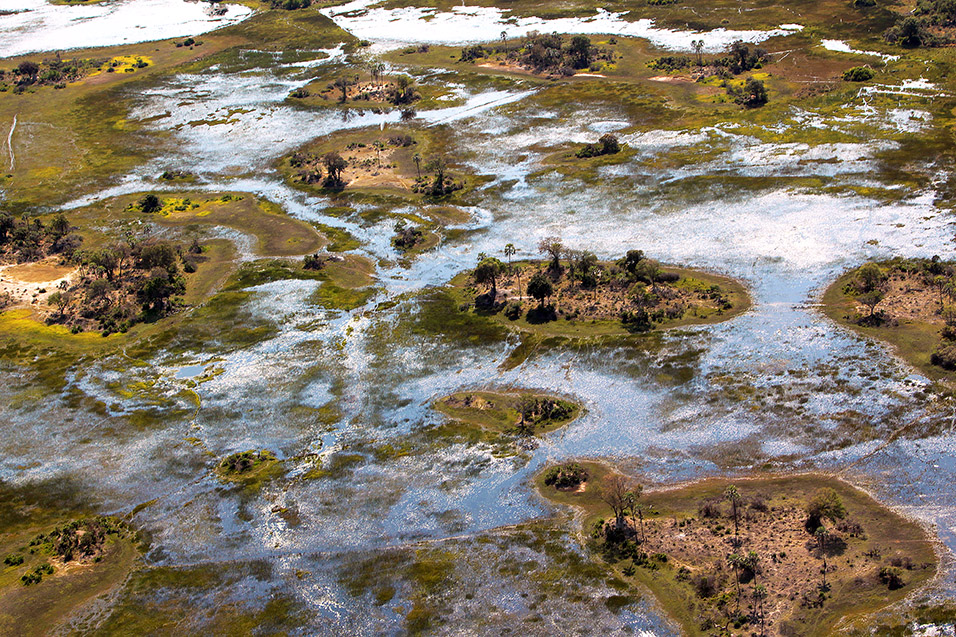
[333,76,356,103]
[624,484,646,543]
[599,474,634,529]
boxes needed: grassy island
[822,257,956,381]
[434,390,581,437]
[536,464,937,636]
[215,450,284,490]
[0,513,139,636]
[449,245,750,338]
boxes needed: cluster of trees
[0,212,82,263]
[392,220,425,252]
[270,0,311,9]
[884,0,956,46]
[218,450,277,475]
[727,77,768,108]
[15,516,127,584]
[0,57,98,92]
[471,239,725,330]
[514,396,576,434]
[411,156,462,197]
[289,151,349,189]
[460,33,611,76]
[47,232,199,334]
[649,41,767,77]
[322,73,419,106]
[543,462,588,489]
[576,133,621,159]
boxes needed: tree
[752,583,768,634]
[856,262,886,292]
[333,76,356,103]
[806,488,846,530]
[727,552,743,609]
[322,152,348,188]
[503,243,518,293]
[473,257,504,298]
[735,77,768,108]
[527,271,553,307]
[537,236,563,273]
[815,525,830,592]
[692,39,704,67]
[725,484,741,544]
[139,194,162,214]
[599,474,634,529]
[48,213,70,241]
[567,35,593,69]
[624,484,646,543]
[425,157,448,195]
[413,152,423,180]
[88,249,119,281]
[48,291,69,316]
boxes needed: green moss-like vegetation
[536,466,937,636]
[822,257,956,382]
[433,389,581,436]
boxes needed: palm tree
[727,552,743,610]
[504,243,517,292]
[692,39,704,67]
[752,583,768,635]
[413,153,422,180]
[724,485,741,544]
[815,525,829,592]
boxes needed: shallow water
[0,0,252,58]
[322,0,803,51]
[1,4,956,633]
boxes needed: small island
[536,463,937,636]
[449,240,750,338]
[215,450,284,489]
[822,257,956,379]
[0,515,139,636]
[434,390,581,437]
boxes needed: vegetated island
[448,240,750,338]
[822,257,956,380]
[0,514,140,636]
[433,390,581,437]
[215,450,285,490]
[536,462,937,636]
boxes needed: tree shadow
[526,304,557,324]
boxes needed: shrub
[543,462,588,489]
[3,554,23,566]
[504,301,523,320]
[879,565,905,589]
[138,194,162,214]
[843,66,874,81]
[932,342,956,369]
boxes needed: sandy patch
[649,75,691,83]
[0,258,78,311]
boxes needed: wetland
[2,0,956,634]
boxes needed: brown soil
[0,258,78,313]
[859,271,943,325]
[492,262,730,321]
[341,143,412,190]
